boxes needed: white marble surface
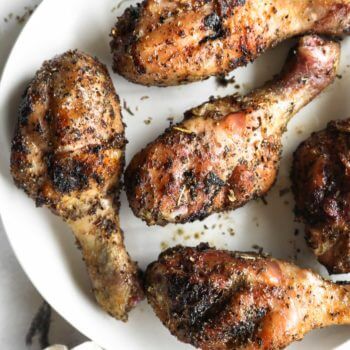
[0,1,87,348]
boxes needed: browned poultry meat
[292,119,350,274]
[110,0,350,86]
[10,51,144,320]
[146,243,350,350]
[125,35,340,226]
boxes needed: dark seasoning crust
[146,244,350,350]
[148,244,273,349]
[292,119,350,274]
[110,0,350,86]
[125,36,340,226]
[11,51,126,209]
[109,0,251,85]
[10,51,144,320]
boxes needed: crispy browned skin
[125,35,340,226]
[292,119,350,274]
[146,243,350,350]
[110,0,350,86]
[10,51,144,320]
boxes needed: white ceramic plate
[1,0,350,349]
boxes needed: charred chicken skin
[110,0,350,86]
[146,243,350,350]
[10,51,144,320]
[125,35,340,226]
[292,119,350,274]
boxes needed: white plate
[1,0,350,349]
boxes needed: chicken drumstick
[110,0,350,86]
[126,35,340,226]
[10,51,144,320]
[146,243,350,350]
[292,119,350,274]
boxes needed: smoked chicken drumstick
[10,51,144,320]
[146,243,350,350]
[110,0,350,86]
[125,35,340,226]
[292,119,350,274]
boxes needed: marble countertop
[0,1,87,348]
